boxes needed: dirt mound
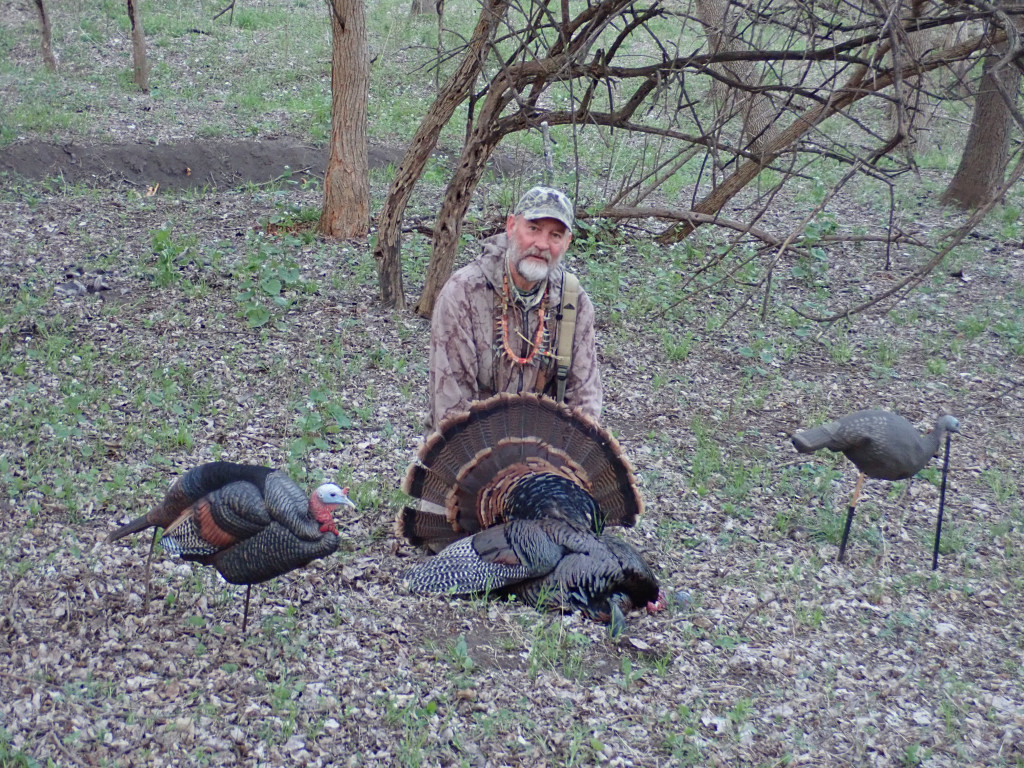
[0,138,534,193]
[0,138,407,192]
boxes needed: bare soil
[0,139,398,191]
[0,138,529,192]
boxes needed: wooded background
[29,0,1023,318]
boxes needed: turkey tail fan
[397,501,464,552]
[106,513,158,544]
[402,395,595,507]
[399,393,644,548]
[495,395,643,527]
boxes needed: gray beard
[516,256,552,283]
[509,238,556,284]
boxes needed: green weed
[444,634,476,689]
[0,728,38,768]
[663,330,695,362]
[689,417,723,495]
[660,703,705,766]
[382,693,454,768]
[525,616,593,680]
[902,742,931,767]
[231,233,315,327]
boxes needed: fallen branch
[738,594,779,634]
[213,0,235,22]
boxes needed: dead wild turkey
[106,462,356,629]
[792,410,959,565]
[398,393,664,632]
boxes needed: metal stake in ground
[932,432,953,571]
[242,584,253,632]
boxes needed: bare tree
[417,0,639,317]
[884,2,953,161]
[33,0,57,72]
[695,0,779,160]
[320,0,371,240]
[127,0,149,92]
[381,0,1011,319]
[374,0,511,309]
[410,0,440,14]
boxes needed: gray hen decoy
[398,393,665,631]
[792,410,959,564]
[107,462,356,629]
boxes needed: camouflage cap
[513,186,574,230]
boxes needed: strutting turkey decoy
[792,410,959,566]
[106,461,356,629]
[398,393,665,634]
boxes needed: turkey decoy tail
[106,513,159,544]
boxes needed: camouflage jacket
[428,233,602,428]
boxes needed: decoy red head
[311,484,356,535]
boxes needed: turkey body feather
[399,394,663,627]
[405,512,661,624]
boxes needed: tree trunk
[886,4,944,160]
[34,0,57,72]
[320,0,370,240]
[695,0,778,158]
[409,0,438,14]
[941,51,1019,208]
[126,0,149,92]
[374,0,510,310]
[415,108,504,317]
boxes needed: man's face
[505,214,572,288]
